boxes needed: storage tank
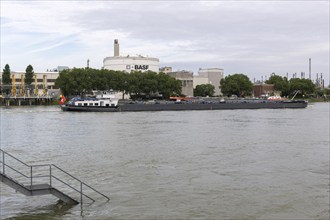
[103,39,159,73]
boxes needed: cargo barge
[60,97,308,112]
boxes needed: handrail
[0,149,110,204]
[0,162,30,179]
[51,164,110,201]
[52,175,95,202]
[31,164,51,168]
[51,164,82,184]
[0,149,30,168]
[82,181,110,201]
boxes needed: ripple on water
[0,103,329,219]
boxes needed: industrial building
[193,68,224,96]
[2,71,60,97]
[2,39,227,100]
[253,83,275,98]
[164,67,224,97]
[167,70,194,97]
[103,39,160,73]
[159,67,172,74]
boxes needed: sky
[1,0,329,85]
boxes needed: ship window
[89,103,93,106]
[95,103,99,106]
[84,103,88,106]
[106,104,109,107]
[78,103,82,106]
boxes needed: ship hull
[61,100,308,112]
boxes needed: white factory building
[103,39,159,73]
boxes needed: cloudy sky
[1,1,329,84]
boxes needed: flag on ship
[59,95,66,105]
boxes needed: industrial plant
[0,39,328,106]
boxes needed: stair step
[1,149,109,205]
[0,172,79,204]
[1,172,21,183]
[26,184,51,190]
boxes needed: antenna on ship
[87,59,90,69]
[291,90,300,100]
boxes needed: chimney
[114,39,119,56]
[309,58,311,79]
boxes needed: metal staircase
[0,149,109,205]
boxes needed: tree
[194,84,215,97]
[131,71,159,97]
[127,71,143,97]
[114,71,129,95]
[68,68,93,96]
[156,72,181,99]
[55,68,182,99]
[265,74,290,96]
[324,88,330,96]
[25,65,34,85]
[2,64,11,84]
[289,78,315,97]
[55,69,74,96]
[146,71,159,95]
[220,74,253,97]
[2,64,11,94]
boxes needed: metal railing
[0,149,110,204]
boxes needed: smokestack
[321,73,323,89]
[309,58,311,79]
[114,39,119,56]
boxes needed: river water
[0,103,329,219]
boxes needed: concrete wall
[195,68,224,96]
[193,77,208,89]
[168,71,194,97]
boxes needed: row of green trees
[55,68,182,99]
[219,73,327,98]
[265,74,316,97]
[3,63,328,99]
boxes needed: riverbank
[0,97,54,106]
[306,97,330,102]
[1,96,329,107]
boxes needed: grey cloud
[2,1,328,83]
